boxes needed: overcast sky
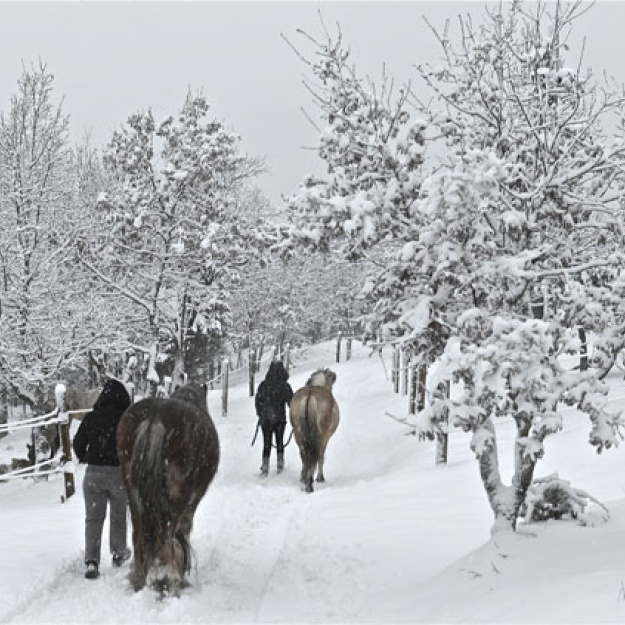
[0,1,624,205]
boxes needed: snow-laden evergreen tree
[0,63,102,409]
[79,93,265,391]
[286,2,625,531]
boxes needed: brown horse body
[117,384,220,594]
[289,368,340,493]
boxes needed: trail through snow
[0,340,624,623]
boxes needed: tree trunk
[510,414,540,527]
[578,326,588,372]
[476,416,540,532]
[474,419,516,532]
[171,348,186,391]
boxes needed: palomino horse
[36,385,108,459]
[117,384,220,595]
[289,368,340,493]
[30,386,102,461]
[55,384,101,422]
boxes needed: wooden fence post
[249,348,256,397]
[59,413,75,501]
[434,381,450,465]
[417,365,427,412]
[401,348,409,396]
[393,346,401,394]
[221,358,229,417]
[0,388,7,441]
[408,364,417,415]
[336,331,343,363]
[256,342,264,372]
[284,343,291,373]
[208,360,215,390]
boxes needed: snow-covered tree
[286,2,625,531]
[285,25,425,261]
[0,63,105,408]
[79,93,266,392]
[413,0,625,530]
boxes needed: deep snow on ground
[0,340,624,624]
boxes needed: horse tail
[130,418,170,569]
[301,391,320,474]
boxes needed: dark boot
[277,452,285,474]
[260,457,269,477]
[85,561,100,580]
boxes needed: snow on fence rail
[0,408,83,501]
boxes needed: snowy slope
[0,340,624,623]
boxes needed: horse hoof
[316,475,325,483]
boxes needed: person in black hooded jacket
[254,360,293,476]
[73,378,131,580]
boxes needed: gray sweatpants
[82,465,128,565]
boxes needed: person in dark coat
[73,378,131,580]
[254,360,293,476]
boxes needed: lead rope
[251,419,294,448]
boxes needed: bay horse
[289,368,340,493]
[117,383,220,595]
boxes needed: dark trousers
[261,420,286,459]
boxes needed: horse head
[305,368,337,390]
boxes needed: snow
[1,340,624,623]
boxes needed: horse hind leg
[303,456,316,493]
[316,448,326,483]
[316,435,331,482]
[127,490,148,591]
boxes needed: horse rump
[117,383,219,595]
[289,373,339,493]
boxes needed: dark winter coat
[73,379,131,467]
[255,361,293,425]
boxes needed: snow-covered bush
[522,473,609,525]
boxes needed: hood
[265,360,289,384]
[94,378,131,411]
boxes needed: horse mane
[170,383,208,413]
[305,368,337,390]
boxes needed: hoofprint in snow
[0,340,624,623]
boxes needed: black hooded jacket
[72,379,131,467]
[255,361,293,425]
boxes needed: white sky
[0,1,624,205]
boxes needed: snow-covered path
[1,340,624,623]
